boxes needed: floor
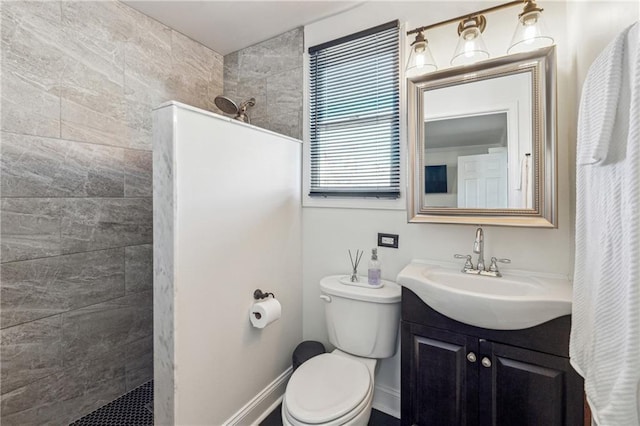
[70,380,401,426]
[69,381,153,426]
[260,403,401,426]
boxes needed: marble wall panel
[270,111,303,141]
[123,77,168,151]
[0,316,63,394]
[237,28,303,83]
[169,30,224,113]
[224,27,303,139]
[1,72,61,138]
[59,197,153,254]
[59,1,128,83]
[223,51,239,100]
[1,198,153,262]
[152,105,175,425]
[267,67,303,115]
[0,198,63,263]
[1,2,64,85]
[0,371,67,426]
[124,150,152,197]
[1,249,125,328]
[59,58,128,148]
[1,0,224,422]
[1,1,63,138]
[1,348,129,426]
[124,11,172,93]
[61,290,152,365]
[123,12,172,150]
[57,2,131,149]
[125,244,153,294]
[1,133,125,198]
[125,335,153,391]
[62,349,127,423]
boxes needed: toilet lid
[285,353,372,424]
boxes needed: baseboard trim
[223,367,292,426]
[372,383,401,419]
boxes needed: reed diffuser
[348,249,364,282]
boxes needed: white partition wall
[153,102,302,425]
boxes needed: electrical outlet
[377,233,399,249]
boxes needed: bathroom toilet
[282,275,401,425]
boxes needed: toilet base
[281,396,372,426]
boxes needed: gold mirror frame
[407,46,557,227]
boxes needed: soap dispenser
[368,248,381,285]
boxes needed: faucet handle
[454,254,474,271]
[489,257,511,272]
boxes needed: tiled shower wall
[0,1,223,424]
[224,27,304,140]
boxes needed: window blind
[309,21,400,198]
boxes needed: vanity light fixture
[450,15,489,66]
[406,31,438,74]
[405,0,554,74]
[507,0,554,54]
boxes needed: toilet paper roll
[249,298,281,329]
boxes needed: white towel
[570,21,640,426]
[576,27,626,165]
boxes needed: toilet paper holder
[252,289,276,320]
[253,289,275,300]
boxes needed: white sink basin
[397,260,572,330]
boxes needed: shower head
[214,95,256,124]
[214,95,239,114]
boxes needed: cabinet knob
[481,357,492,368]
[466,352,477,362]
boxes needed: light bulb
[462,27,480,58]
[522,11,540,44]
[406,32,437,73]
[464,41,474,58]
[523,25,537,44]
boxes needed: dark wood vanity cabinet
[401,288,584,426]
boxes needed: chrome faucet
[454,227,511,277]
[473,227,485,272]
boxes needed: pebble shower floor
[69,380,153,426]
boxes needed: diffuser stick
[348,249,364,282]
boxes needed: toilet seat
[284,353,373,425]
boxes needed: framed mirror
[407,46,557,227]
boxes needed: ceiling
[122,0,364,55]
[425,113,508,149]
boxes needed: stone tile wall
[0,1,223,424]
[224,28,304,140]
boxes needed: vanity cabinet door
[401,322,478,426]
[478,340,584,426]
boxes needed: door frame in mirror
[407,46,557,227]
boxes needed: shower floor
[69,380,153,426]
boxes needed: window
[308,21,400,199]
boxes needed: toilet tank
[320,276,401,358]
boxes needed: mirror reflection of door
[422,71,533,210]
[457,150,508,208]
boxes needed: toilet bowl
[282,350,376,426]
[282,275,401,425]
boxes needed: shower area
[0,1,303,424]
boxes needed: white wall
[303,1,577,418]
[153,103,302,425]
